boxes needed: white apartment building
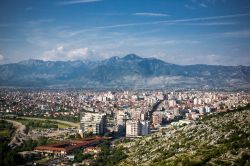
[126,120,140,137]
[80,112,105,135]
[126,120,150,137]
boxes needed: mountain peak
[123,54,143,60]
[109,56,120,61]
[0,54,249,89]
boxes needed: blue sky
[0,0,250,65]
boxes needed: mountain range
[0,54,249,89]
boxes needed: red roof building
[34,136,109,155]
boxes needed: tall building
[193,98,198,105]
[126,120,140,137]
[126,120,150,137]
[140,120,149,136]
[168,99,176,107]
[114,111,128,135]
[131,110,141,120]
[80,112,106,135]
[152,111,164,127]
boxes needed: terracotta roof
[34,136,109,154]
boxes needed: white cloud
[182,21,237,26]
[58,0,102,5]
[57,46,64,51]
[220,30,250,38]
[155,52,250,66]
[27,19,55,26]
[184,4,196,10]
[189,0,226,8]
[0,38,16,42]
[0,23,17,27]
[25,7,33,11]
[68,12,250,36]
[133,12,170,17]
[41,46,100,61]
[208,30,250,39]
[20,11,249,66]
[67,48,90,59]
[199,3,208,8]
[169,13,250,23]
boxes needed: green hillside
[117,106,250,166]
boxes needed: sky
[0,0,250,66]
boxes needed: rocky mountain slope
[0,54,249,89]
[116,106,250,166]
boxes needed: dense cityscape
[1,0,250,165]
[0,89,249,165]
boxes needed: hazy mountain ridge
[0,54,249,89]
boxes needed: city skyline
[0,0,250,65]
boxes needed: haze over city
[1,0,250,65]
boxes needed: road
[148,94,167,123]
[2,117,79,148]
[4,119,28,148]
[20,116,80,129]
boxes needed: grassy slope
[20,116,80,128]
[118,107,250,166]
[13,118,72,129]
[0,129,8,137]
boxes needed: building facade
[80,112,106,135]
[126,120,150,137]
[126,120,140,137]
